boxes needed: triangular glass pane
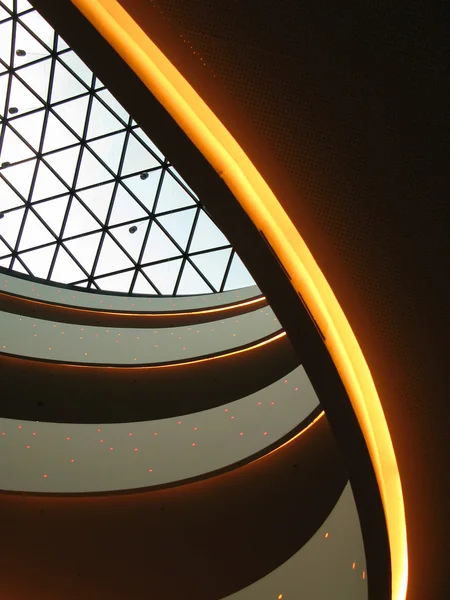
[168,167,198,198]
[0,178,24,211]
[0,206,24,247]
[110,221,148,261]
[59,51,92,87]
[63,231,102,273]
[93,234,134,276]
[96,88,129,124]
[51,61,86,103]
[0,73,8,109]
[33,195,69,236]
[132,271,157,295]
[42,112,78,153]
[191,248,231,291]
[95,270,134,293]
[19,243,56,278]
[51,246,86,283]
[0,257,13,268]
[109,184,148,226]
[0,5,10,20]
[141,221,182,264]
[157,208,197,251]
[45,145,80,187]
[18,209,55,250]
[133,127,165,162]
[17,0,33,14]
[122,169,161,210]
[63,198,100,237]
[10,109,45,152]
[155,170,197,214]
[19,10,55,49]
[87,96,124,139]
[52,95,89,136]
[223,253,254,291]
[89,131,126,174]
[14,21,50,68]
[189,210,230,253]
[0,20,12,70]
[1,125,34,162]
[75,147,112,188]
[143,259,183,295]
[0,238,11,257]
[122,134,160,176]
[57,36,69,52]
[1,159,35,198]
[77,183,113,222]
[10,256,30,274]
[177,261,213,295]
[32,160,68,200]
[16,58,52,102]
[94,77,104,90]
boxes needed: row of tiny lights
[0,379,298,475]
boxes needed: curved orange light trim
[70,2,408,598]
[0,291,265,318]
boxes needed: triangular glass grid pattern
[0,1,255,295]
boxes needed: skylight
[0,0,255,295]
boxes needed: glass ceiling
[0,0,255,295]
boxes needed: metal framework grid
[0,0,254,295]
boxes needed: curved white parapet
[0,305,280,364]
[222,483,367,600]
[0,365,319,493]
[0,273,262,312]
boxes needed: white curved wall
[1,273,261,311]
[0,365,319,492]
[223,483,367,600]
[0,305,280,364]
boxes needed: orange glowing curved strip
[70,1,408,597]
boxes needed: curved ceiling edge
[0,270,262,312]
[69,1,407,598]
[0,290,267,328]
[0,303,282,365]
[0,330,297,423]
[223,483,366,600]
[0,364,322,492]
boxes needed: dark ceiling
[115,2,449,599]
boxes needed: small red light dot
[231,416,235,419]
[70,459,75,463]
[97,428,101,432]
[18,425,22,429]
[240,432,243,436]
[148,469,153,472]
[43,474,47,478]
[224,409,228,412]
[154,432,158,436]
[26,445,30,449]
[194,427,198,431]
[325,532,329,538]
[32,432,36,436]
[192,443,196,447]
[284,379,288,383]
[264,432,268,436]
[1,432,5,436]
[129,433,133,436]
[110,447,114,451]
[177,421,181,425]
[66,437,70,441]
[271,401,275,405]
[134,448,138,452]
[99,439,103,443]
[295,387,299,391]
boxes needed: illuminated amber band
[70,1,408,598]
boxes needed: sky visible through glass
[0,0,255,295]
